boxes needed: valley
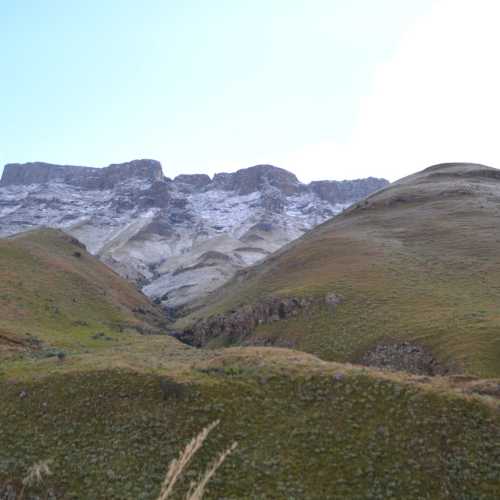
[1,162,500,499]
[0,160,387,314]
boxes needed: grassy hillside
[3,178,500,499]
[2,348,500,499]
[181,163,500,377]
[0,228,166,363]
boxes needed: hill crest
[177,162,500,378]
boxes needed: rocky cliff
[309,177,390,204]
[1,159,163,190]
[0,160,388,312]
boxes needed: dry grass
[22,460,52,488]
[186,441,238,500]
[1,459,54,500]
[156,420,237,500]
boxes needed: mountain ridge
[0,159,164,189]
[0,159,388,311]
[1,159,388,195]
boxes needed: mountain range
[0,160,388,314]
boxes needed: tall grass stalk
[156,420,237,500]
[186,441,238,500]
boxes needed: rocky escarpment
[1,159,163,190]
[175,292,343,347]
[0,160,388,311]
[309,177,390,204]
[178,294,454,378]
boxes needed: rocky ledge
[174,292,343,347]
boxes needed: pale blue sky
[6,0,490,182]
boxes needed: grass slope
[3,176,500,498]
[0,228,165,363]
[182,163,500,377]
[1,349,500,499]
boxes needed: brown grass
[156,420,237,500]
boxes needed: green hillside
[2,182,500,499]
[0,228,166,363]
[2,348,500,499]
[181,163,500,378]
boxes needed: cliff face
[212,164,302,195]
[1,160,387,204]
[0,160,388,312]
[0,159,163,189]
[309,177,389,204]
[173,174,211,189]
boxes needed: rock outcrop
[176,293,342,347]
[212,164,302,195]
[0,160,388,311]
[173,174,211,190]
[1,159,163,190]
[309,177,389,204]
[360,342,451,376]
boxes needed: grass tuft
[22,459,52,488]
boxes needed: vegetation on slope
[1,348,500,499]
[0,228,166,361]
[3,171,500,499]
[181,163,500,377]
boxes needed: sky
[2,0,500,183]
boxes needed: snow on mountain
[0,160,388,314]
